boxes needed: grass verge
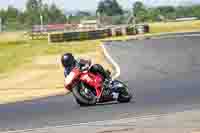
[0,32,118,104]
[149,20,200,33]
[0,37,101,75]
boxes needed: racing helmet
[61,53,75,68]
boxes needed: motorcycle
[65,66,132,106]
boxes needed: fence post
[48,33,51,43]
[122,27,127,36]
[111,28,116,36]
[0,17,2,32]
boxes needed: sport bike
[65,66,132,106]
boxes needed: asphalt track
[1,35,200,132]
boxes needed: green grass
[2,20,200,74]
[0,33,101,74]
[149,20,200,33]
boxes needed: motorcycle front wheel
[72,82,97,106]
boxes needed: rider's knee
[89,64,104,74]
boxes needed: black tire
[72,82,97,106]
[118,91,132,103]
[75,98,88,107]
[115,80,132,103]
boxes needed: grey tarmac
[1,35,200,132]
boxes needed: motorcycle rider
[61,53,111,90]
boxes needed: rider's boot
[105,69,112,80]
[102,69,112,88]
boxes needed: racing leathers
[64,58,111,90]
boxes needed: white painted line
[143,32,200,40]
[101,44,121,80]
[144,34,200,40]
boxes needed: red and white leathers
[64,59,91,90]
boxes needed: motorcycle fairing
[79,72,104,97]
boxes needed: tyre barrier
[50,33,64,42]
[48,26,137,43]
[49,29,113,43]
[27,25,143,42]
[28,25,150,42]
[29,32,49,40]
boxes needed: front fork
[96,86,105,102]
[96,79,117,102]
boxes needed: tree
[176,6,189,18]
[2,6,26,30]
[6,6,19,19]
[133,1,145,15]
[0,9,7,29]
[25,0,66,26]
[48,4,66,24]
[133,1,148,22]
[25,0,40,26]
[97,0,123,16]
[3,0,200,31]
[42,3,50,24]
[146,8,160,22]
[157,6,176,19]
[191,5,200,18]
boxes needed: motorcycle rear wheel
[118,89,132,103]
[115,80,132,103]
